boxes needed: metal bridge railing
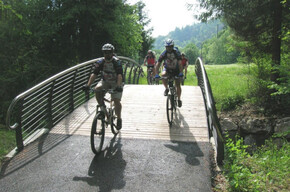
[6,56,143,152]
[195,57,224,165]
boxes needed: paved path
[0,85,213,192]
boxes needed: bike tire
[110,108,119,135]
[166,95,174,125]
[182,78,185,85]
[91,114,105,155]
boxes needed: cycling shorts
[163,68,179,77]
[95,80,123,100]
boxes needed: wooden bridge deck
[50,85,209,142]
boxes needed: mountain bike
[147,67,154,85]
[158,76,179,126]
[90,89,119,154]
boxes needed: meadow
[139,63,252,111]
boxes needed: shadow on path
[165,109,204,166]
[73,135,126,192]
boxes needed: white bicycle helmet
[102,43,115,52]
[164,39,174,47]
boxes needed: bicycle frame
[158,76,179,126]
[92,88,119,134]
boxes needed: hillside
[153,20,224,50]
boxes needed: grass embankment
[0,124,15,165]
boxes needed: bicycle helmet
[102,43,115,52]
[181,52,185,56]
[164,39,174,47]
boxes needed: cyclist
[181,53,189,79]
[83,43,123,130]
[143,50,156,76]
[155,39,183,107]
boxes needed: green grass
[0,124,15,165]
[223,135,290,191]
[139,64,252,111]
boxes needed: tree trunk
[270,0,282,83]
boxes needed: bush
[223,135,290,191]
[220,95,244,111]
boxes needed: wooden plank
[50,85,209,142]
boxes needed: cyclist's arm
[87,74,97,87]
[143,57,147,66]
[117,74,123,87]
[155,61,161,74]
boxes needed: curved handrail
[6,56,141,151]
[195,57,224,165]
[6,58,100,130]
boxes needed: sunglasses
[103,51,113,55]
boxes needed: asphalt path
[0,133,213,192]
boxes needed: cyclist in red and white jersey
[143,50,156,76]
[181,53,189,79]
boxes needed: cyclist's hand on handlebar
[82,85,90,91]
[178,72,184,77]
[115,86,123,92]
[184,76,186,79]
[155,74,161,79]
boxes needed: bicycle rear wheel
[91,114,105,154]
[110,108,119,135]
[166,95,174,125]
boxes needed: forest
[0,0,153,125]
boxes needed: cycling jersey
[158,48,181,70]
[93,56,123,83]
[145,55,156,66]
[181,58,188,68]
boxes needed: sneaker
[178,100,182,108]
[117,118,122,130]
[164,89,169,96]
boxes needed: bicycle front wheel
[166,95,174,125]
[110,108,119,135]
[91,114,105,154]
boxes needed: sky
[127,0,200,37]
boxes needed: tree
[0,0,146,124]
[134,1,154,62]
[182,43,199,64]
[194,0,289,84]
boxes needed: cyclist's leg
[95,80,106,108]
[175,78,181,100]
[161,69,169,95]
[112,87,123,130]
[174,69,182,107]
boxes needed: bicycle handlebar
[90,88,117,94]
[155,76,180,80]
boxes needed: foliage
[0,0,150,124]
[224,135,290,191]
[134,1,155,61]
[192,0,290,114]
[0,124,15,166]
[181,43,199,64]
[202,27,240,64]
[153,20,224,50]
